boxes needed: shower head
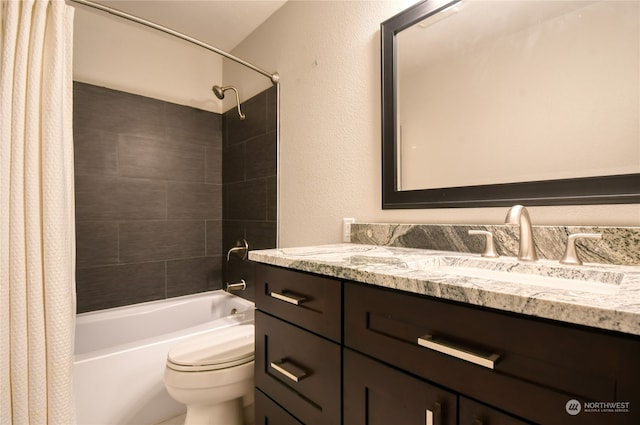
[211,85,246,120]
[212,85,225,100]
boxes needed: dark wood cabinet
[344,281,640,425]
[253,262,640,425]
[254,264,342,424]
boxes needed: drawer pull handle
[270,359,308,382]
[425,402,441,425]
[418,334,500,369]
[270,291,306,305]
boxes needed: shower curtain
[0,1,76,424]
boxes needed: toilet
[164,324,255,425]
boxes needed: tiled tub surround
[74,82,223,313]
[249,243,640,335]
[222,86,278,302]
[222,86,277,251]
[351,223,640,266]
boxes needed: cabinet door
[344,348,456,425]
[255,389,302,425]
[459,397,532,425]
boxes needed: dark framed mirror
[382,0,640,209]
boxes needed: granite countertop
[248,243,640,336]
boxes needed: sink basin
[431,256,623,295]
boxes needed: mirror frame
[382,0,640,209]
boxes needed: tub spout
[226,280,246,292]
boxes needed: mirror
[382,0,640,209]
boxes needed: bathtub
[74,290,255,425]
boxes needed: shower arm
[68,0,280,85]
[214,86,246,120]
[231,88,246,121]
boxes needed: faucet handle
[227,238,249,261]
[468,230,499,258]
[560,233,602,265]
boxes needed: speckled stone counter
[249,244,640,336]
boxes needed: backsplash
[351,223,640,266]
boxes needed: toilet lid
[167,324,254,372]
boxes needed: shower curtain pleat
[0,1,76,424]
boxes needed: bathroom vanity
[250,241,640,425]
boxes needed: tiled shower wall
[222,86,278,302]
[73,82,223,313]
[73,82,278,312]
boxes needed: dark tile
[266,86,278,134]
[225,93,267,146]
[167,256,222,297]
[224,259,256,302]
[222,221,246,255]
[206,220,223,256]
[73,82,165,139]
[224,180,267,220]
[72,83,277,312]
[119,220,205,263]
[206,146,222,184]
[223,142,245,184]
[116,92,166,138]
[167,182,221,219]
[73,82,123,131]
[74,175,166,221]
[118,134,205,182]
[163,102,222,146]
[75,262,165,313]
[76,221,119,269]
[73,126,118,176]
[74,176,165,221]
[245,221,278,250]
[245,132,276,180]
[267,176,277,221]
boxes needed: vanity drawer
[255,264,342,342]
[344,282,640,425]
[255,310,341,424]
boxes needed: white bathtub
[74,290,255,425]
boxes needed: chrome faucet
[504,205,538,262]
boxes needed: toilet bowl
[164,324,255,425]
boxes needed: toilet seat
[167,324,254,372]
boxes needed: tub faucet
[504,205,538,262]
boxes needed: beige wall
[229,0,640,248]
[73,7,223,113]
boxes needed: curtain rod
[68,0,280,84]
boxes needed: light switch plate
[342,217,355,242]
